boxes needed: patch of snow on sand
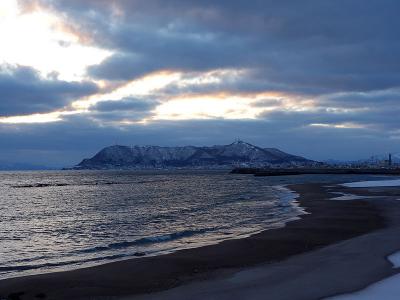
[330,192,377,201]
[388,251,400,268]
[342,179,400,188]
[325,251,400,300]
[327,274,400,300]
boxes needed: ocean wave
[75,228,214,255]
[11,182,122,188]
[2,255,53,265]
[12,183,69,188]
[0,229,215,273]
[11,179,171,188]
[272,185,299,202]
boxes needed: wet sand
[0,183,399,300]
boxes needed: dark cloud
[0,65,98,116]
[26,0,400,95]
[87,97,160,122]
[259,105,400,131]
[92,97,159,112]
[251,99,283,108]
[87,34,246,80]
[158,71,301,97]
[321,90,400,109]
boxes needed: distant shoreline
[232,167,400,176]
[0,182,395,300]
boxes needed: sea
[0,170,389,279]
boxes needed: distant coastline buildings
[326,153,399,169]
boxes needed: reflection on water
[0,170,387,279]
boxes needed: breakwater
[231,168,400,176]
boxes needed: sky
[0,0,400,167]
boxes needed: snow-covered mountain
[74,141,315,169]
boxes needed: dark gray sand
[1,183,399,300]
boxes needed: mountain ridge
[73,141,315,170]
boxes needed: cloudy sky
[1,0,399,167]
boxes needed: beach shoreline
[1,183,399,300]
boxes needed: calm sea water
[0,170,388,279]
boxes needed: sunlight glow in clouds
[310,123,366,129]
[72,70,243,112]
[75,69,243,111]
[154,93,276,120]
[0,66,316,124]
[0,0,110,81]
[0,111,63,123]
[71,71,182,110]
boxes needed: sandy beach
[1,182,400,300]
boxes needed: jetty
[231,167,400,176]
